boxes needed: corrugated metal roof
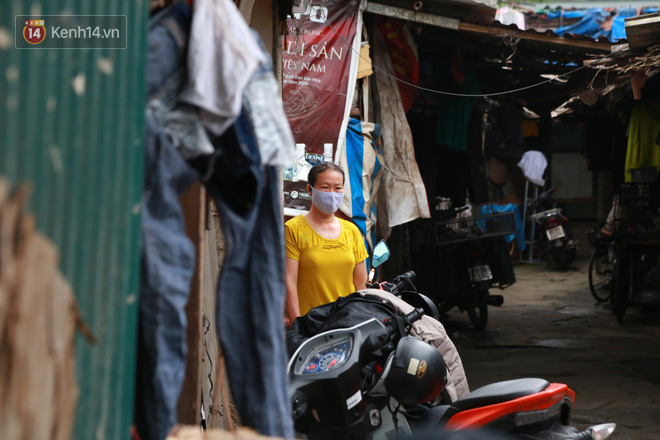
[482,21,617,50]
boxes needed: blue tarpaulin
[542,7,658,42]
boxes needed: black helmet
[385,336,447,405]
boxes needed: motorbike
[607,183,660,322]
[287,241,616,440]
[411,201,517,329]
[528,183,578,268]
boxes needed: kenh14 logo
[23,20,46,44]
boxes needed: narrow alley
[444,246,660,439]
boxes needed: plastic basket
[414,212,517,246]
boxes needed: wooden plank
[201,202,221,429]
[177,183,206,426]
[365,2,460,30]
[362,77,370,123]
[212,348,237,430]
[625,13,660,51]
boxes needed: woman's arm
[353,260,367,291]
[285,257,301,327]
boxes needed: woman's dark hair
[308,162,345,187]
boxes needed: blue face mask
[311,186,344,215]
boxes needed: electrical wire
[297,10,608,98]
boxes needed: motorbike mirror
[372,240,390,269]
[367,241,390,286]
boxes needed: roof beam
[364,2,460,30]
[365,3,613,53]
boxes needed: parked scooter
[412,200,517,330]
[287,242,615,440]
[528,183,578,268]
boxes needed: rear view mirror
[367,241,390,286]
[372,240,390,268]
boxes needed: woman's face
[311,170,344,193]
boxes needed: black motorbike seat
[452,378,550,411]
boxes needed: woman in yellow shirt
[284,163,368,325]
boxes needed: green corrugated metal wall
[0,2,148,439]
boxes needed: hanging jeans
[136,5,198,440]
[206,110,294,438]
[136,114,198,440]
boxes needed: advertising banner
[282,0,361,215]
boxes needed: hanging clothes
[137,114,199,440]
[465,108,490,204]
[209,132,294,439]
[337,118,384,262]
[517,150,548,187]
[372,27,430,237]
[435,62,481,152]
[179,0,267,138]
[138,1,295,439]
[184,1,294,435]
[625,102,660,182]
[241,41,296,167]
[146,3,215,160]
[377,17,419,113]
[136,5,199,440]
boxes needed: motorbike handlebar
[383,307,425,339]
[402,308,424,326]
[389,270,416,294]
[527,183,560,207]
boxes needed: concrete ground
[439,250,660,439]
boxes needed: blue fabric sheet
[344,118,383,268]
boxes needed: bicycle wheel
[589,245,612,302]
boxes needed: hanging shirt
[179,0,267,137]
[285,215,368,315]
[625,102,660,182]
[435,65,481,151]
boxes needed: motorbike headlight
[296,336,352,375]
[588,423,616,440]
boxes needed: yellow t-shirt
[285,215,369,315]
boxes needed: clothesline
[308,13,612,98]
